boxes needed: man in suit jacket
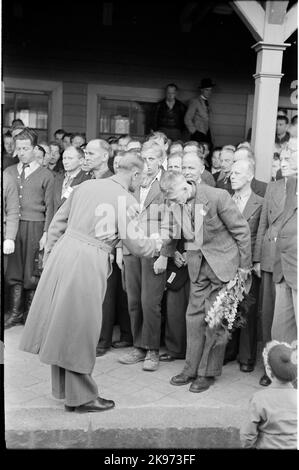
[253,178,286,385]
[119,141,171,372]
[216,148,235,194]
[160,172,251,392]
[184,78,215,144]
[53,146,91,213]
[271,142,297,345]
[234,148,267,197]
[224,160,264,371]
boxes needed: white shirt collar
[17,160,40,172]
[233,188,252,200]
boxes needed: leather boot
[5,284,24,329]
[23,289,35,324]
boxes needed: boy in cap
[241,340,297,449]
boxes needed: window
[98,97,153,139]
[4,91,49,141]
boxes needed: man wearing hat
[184,78,215,144]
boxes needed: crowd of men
[2,83,297,415]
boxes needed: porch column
[251,42,290,182]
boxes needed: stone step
[5,406,246,449]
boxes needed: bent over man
[160,172,251,393]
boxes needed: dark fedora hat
[199,78,216,89]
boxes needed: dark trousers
[124,255,166,350]
[191,129,212,144]
[5,220,44,289]
[51,365,98,407]
[225,275,260,365]
[158,127,182,141]
[183,258,226,378]
[165,280,189,358]
[98,261,132,348]
[260,271,276,344]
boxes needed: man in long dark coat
[19,152,162,413]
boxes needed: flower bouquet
[205,268,252,347]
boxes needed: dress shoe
[170,373,195,386]
[112,341,133,349]
[119,347,146,364]
[65,396,115,413]
[96,347,108,357]
[240,363,254,373]
[143,350,159,371]
[159,353,175,362]
[189,376,215,393]
[259,374,272,386]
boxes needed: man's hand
[238,267,251,281]
[253,262,261,278]
[39,232,47,251]
[150,233,163,252]
[153,255,168,275]
[116,247,123,270]
[3,239,15,255]
[174,251,185,268]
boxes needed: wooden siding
[62,83,87,133]
[3,58,294,146]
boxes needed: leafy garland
[205,269,252,346]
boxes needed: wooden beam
[283,2,298,41]
[266,1,288,25]
[230,1,265,41]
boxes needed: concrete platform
[4,325,264,449]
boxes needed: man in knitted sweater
[3,172,19,273]
[4,128,54,328]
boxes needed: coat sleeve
[240,395,263,448]
[44,189,75,262]
[119,198,158,258]
[43,171,55,232]
[252,186,270,263]
[184,99,197,134]
[218,190,252,269]
[202,170,216,187]
[3,173,19,240]
[159,203,181,257]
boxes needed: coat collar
[242,191,262,220]
[110,174,130,193]
[282,176,297,225]
[142,179,161,210]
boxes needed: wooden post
[251,42,290,182]
[231,1,297,183]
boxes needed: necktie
[20,163,30,183]
[233,195,242,212]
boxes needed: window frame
[87,84,164,141]
[3,77,63,140]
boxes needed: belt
[65,229,113,254]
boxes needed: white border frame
[2,77,63,139]
[86,84,164,140]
